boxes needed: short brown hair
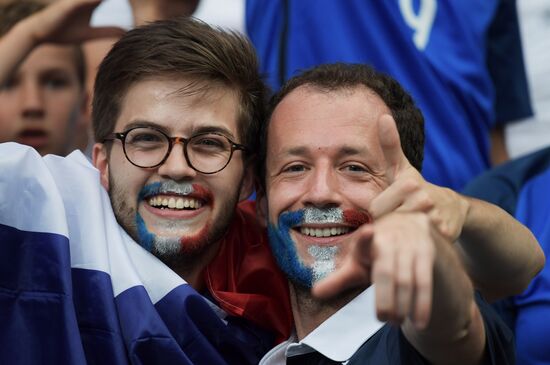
[0,0,86,87]
[258,63,425,185]
[92,16,267,157]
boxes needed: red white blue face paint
[268,207,371,288]
[135,181,212,255]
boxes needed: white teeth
[147,195,203,210]
[300,226,350,237]
[168,197,176,208]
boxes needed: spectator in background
[464,146,550,365]
[245,0,532,191]
[463,2,550,363]
[506,0,550,158]
[0,0,120,156]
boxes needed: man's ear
[92,142,110,190]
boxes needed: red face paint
[343,209,372,227]
[178,223,211,254]
[191,184,214,204]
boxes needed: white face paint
[308,245,339,283]
[303,207,343,224]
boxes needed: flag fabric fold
[0,143,271,364]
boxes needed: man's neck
[289,283,359,341]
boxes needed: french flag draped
[0,143,270,364]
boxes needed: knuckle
[417,193,435,210]
[400,178,421,193]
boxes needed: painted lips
[291,207,372,240]
[139,181,213,219]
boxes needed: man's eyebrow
[283,145,366,156]
[284,146,309,156]
[123,120,167,132]
[338,146,365,156]
[191,125,237,140]
[39,67,73,77]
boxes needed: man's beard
[108,174,241,273]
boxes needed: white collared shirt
[260,286,384,364]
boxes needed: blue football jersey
[246,0,532,190]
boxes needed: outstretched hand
[313,212,438,330]
[311,115,470,327]
[27,0,124,45]
[368,114,469,242]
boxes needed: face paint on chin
[308,245,339,283]
[110,167,242,271]
[136,211,213,261]
[268,207,372,288]
[134,181,214,254]
[134,180,239,265]
[268,209,314,288]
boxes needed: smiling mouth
[295,225,353,238]
[147,194,204,210]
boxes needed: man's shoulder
[463,146,550,215]
[347,324,427,365]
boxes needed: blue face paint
[135,182,164,252]
[137,182,163,202]
[136,212,154,251]
[267,209,314,288]
[133,181,200,254]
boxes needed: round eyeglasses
[103,126,247,174]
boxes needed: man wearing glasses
[91,10,292,352]
[0,2,543,364]
[1,4,290,364]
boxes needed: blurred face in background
[0,44,87,156]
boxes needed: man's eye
[43,77,70,90]
[283,164,306,173]
[343,164,367,173]
[129,133,164,144]
[194,137,224,148]
[0,78,17,91]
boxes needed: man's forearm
[0,18,38,87]
[458,196,544,302]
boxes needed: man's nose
[20,80,45,119]
[302,164,342,207]
[157,143,197,180]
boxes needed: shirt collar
[260,286,384,364]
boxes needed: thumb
[378,114,409,183]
